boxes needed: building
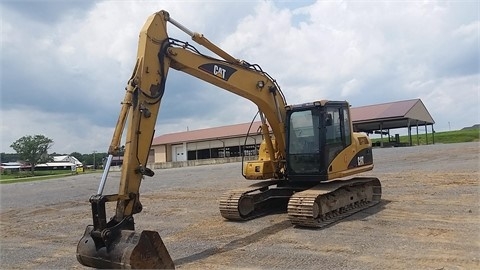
[0,162,29,173]
[151,122,263,164]
[1,155,84,173]
[52,155,83,166]
[36,155,83,171]
[150,98,434,165]
[351,99,435,147]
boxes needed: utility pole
[93,150,97,170]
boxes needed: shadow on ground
[174,200,389,266]
[174,219,291,266]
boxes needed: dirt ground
[1,142,479,269]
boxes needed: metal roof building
[351,99,435,147]
[150,98,434,164]
[152,122,262,145]
[151,122,263,163]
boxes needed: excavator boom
[77,10,290,269]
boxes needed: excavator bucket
[76,225,175,269]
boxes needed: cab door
[286,108,322,180]
[324,102,351,172]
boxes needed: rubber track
[219,189,248,220]
[219,180,283,221]
[287,177,382,228]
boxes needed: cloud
[1,0,96,24]
[420,74,479,131]
[0,106,113,154]
[1,0,478,154]
[1,1,256,153]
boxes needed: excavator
[76,10,382,269]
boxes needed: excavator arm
[77,10,289,269]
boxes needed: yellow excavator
[76,10,381,269]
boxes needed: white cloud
[453,21,479,41]
[0,106,113,154]
[420,74,479,131]
[341,78,362,97]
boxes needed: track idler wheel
[76,225,174,269]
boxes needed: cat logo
[213,65,226,79]
[198,63,237,81]
[357,156,365,166]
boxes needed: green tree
[10,135,54,175]
[0,152,19,163]
[70,152,83,162]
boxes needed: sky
[1,0,479,154]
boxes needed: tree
[0,152,19,163]
[70,152,83,162]
[10,135,53,174]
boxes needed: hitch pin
[97,154,113,195]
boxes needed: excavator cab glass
[286,101,351,181]
[287,108,322,176]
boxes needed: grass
[0,170,98,184]
[432,128,480,144]
[0,173,73,184]
[372,128,479,146]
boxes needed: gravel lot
[1,142,479,269]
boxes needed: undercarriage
[220,177,382,228]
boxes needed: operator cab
[285,100,352,182]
